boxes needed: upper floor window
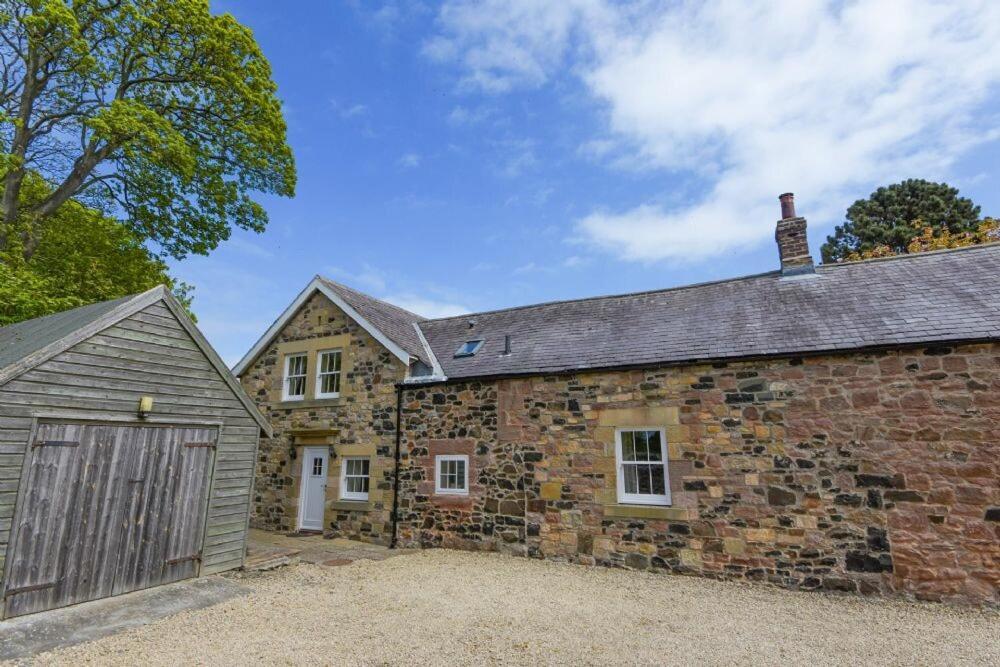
[435,455,469,495]
[454,340,484,358]
[615,428,670,506]
[283,353,307,401]
[316,349,342,398]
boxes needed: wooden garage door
[2,423,217,618]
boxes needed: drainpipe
[390,384,403,549]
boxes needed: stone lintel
[603,505,696,521]
[329,500,373,512]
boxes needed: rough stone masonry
[395,343,999,606]
[239,195,1000,608]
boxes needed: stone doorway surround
[282,429,338,531]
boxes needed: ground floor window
[340,457,370,501]
[615,428,670,505]
[435,455,469,495]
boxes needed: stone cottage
[234,194,999,606]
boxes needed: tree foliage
[821,180,983,263]
[842,218,999,262]
[0,173,192,325]
[0,0,295,262]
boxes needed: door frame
[1,416,221,620]
[297,446,329,532]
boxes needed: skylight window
[454,339,484,358]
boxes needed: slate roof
[0,294,134,374]
[317,277,427,360]
[414,244,1000,381]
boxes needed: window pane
[650,464,666,495]
[634,431,649,461]
[624,464,639,494]
[632,464,647,494]
[646,431,663,461]
[621,431,636,461]
[322,373,340,394]
[455,460,466,487]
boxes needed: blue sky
[182,1,1000,365]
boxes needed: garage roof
[0,286,272,436]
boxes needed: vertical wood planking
[2,424,222,617]
[166,428,216,582]
[0,298,263,617]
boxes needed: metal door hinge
[32,440,79,450]
[165,553,202,565]
[4,580,59,598]
[183,441,216,449]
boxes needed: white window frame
[282,352,308,401]
[315,348,342,399]
[615,427,671,506]
[339,456,370,502]
[434,454,469,495]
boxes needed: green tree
[821,179,982,263]
[0,0,295,262]
[0,174,192,325]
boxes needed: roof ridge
[816,240,1000,269]
[317,275,428,321]
[421,242,1000,324]
[422,269,782,323]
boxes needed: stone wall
[396,343,999,606]
[240,291,404,543]
[397,381,535,554]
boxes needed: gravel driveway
[26,550,999,666]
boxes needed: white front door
[298,447,328,531]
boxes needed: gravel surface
[23,550,1000,666]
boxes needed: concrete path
[0,576,248,663]
[244,528,399,569]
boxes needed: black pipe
[389,383,403,549]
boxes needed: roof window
[454,340,484,358]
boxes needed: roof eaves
[158,290,273,438]
[232,276,415,377]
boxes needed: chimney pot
[779,192,796,219]
[775,192,815,276]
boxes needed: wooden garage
[0,286,270,619]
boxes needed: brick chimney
[775,193,814,275]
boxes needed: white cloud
[397,152,422,168]
[491,137,537,177]
[429,0,1000,261]
[324,263,388,292]
[331,99,369,119]
[447,104,496,125]
[381,294,470,318]
[323,262,471,318]
[225,235,274,259]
